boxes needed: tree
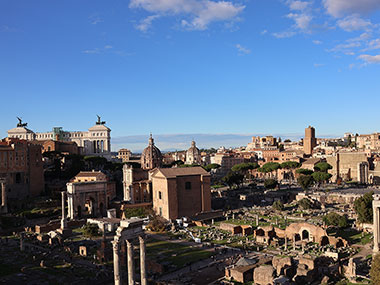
[259,162,280,178]
[231,162,259,182]
[298,198,313,210]
[203,163,220,172]
[371,253,380,285]
[273,200,284,211]
[354,191,374,223]
[281,161,301,181]
[312,172,332,185]
[284,139,291,143]
[314,162,333,173]
[222,171,244,189]
[297,174,314,190]
[323,212,349,228]
[296,168,313,175]
[264,179,278,190]
[280,161,301,169]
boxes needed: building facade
[185,141,201,165]
[7,116,111,157]
[304,126,317,156]
[151,167,211,220]
[67,171,116,219]
[0,138,44,211]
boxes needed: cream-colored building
[326,152,369,183]
[185,141,201,165]
[7,116,111,157]
[66,171,116,219]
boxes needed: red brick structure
[151,167,211,220]
[0,138,44,211]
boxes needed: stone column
[1,182,6,207]
[139,236,147,285]
[374,204,379,253]
[1,182,7,213]
[284,236,288,251]
[256,215,259,226]
[127,240,135,285]
[61,192,67,230]
[113,241,122,285]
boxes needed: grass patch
[146,239,212,272]
[334,229,372,245]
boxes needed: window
[158,191,162,199]
[159,207,162,216]
[185,181,192,190]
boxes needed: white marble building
[7,116,111,157]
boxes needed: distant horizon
[111,132,343,153]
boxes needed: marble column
[1,182,7,213]
[284,236,288,251]
[139,236,147,285]
[113,241,122,285]
[373,204,379,253]
[127,240,135,285]
[1,182,6,207]
[61,192,67,230]
[256,215,259,226]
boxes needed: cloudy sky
[1,0,380,151]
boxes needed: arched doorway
[302,230,309,240]
[320,236,329,246]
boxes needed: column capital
[112,240,120,251]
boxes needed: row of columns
[113,236,147,285]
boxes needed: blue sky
[1,0,380,151]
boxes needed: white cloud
[287,0,310,11]
[313,40,322,44]
[329,41,361,53]
[235,44,251,55]
[272,30,296,38]
[347,32,372,42]
[363,38,380,51]
[323,0,380,17]
[286,12,312,30]
[337,15,372,32]
[129,0,245,31]
[135,15,160,32]
[104,45,113,49]
[314,63,325,67]
[82,49,100,54]
[358,54,380,63]
[261,29,268,35]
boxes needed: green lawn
[334,229,372,245]
[146,239,213,271]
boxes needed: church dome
[141,134,162,170]
[186,141,201,165]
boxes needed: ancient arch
[302,229,309,240]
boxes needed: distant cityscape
[2,116,380,284]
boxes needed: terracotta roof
[302,158,321,165]
[153,167,209,178]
